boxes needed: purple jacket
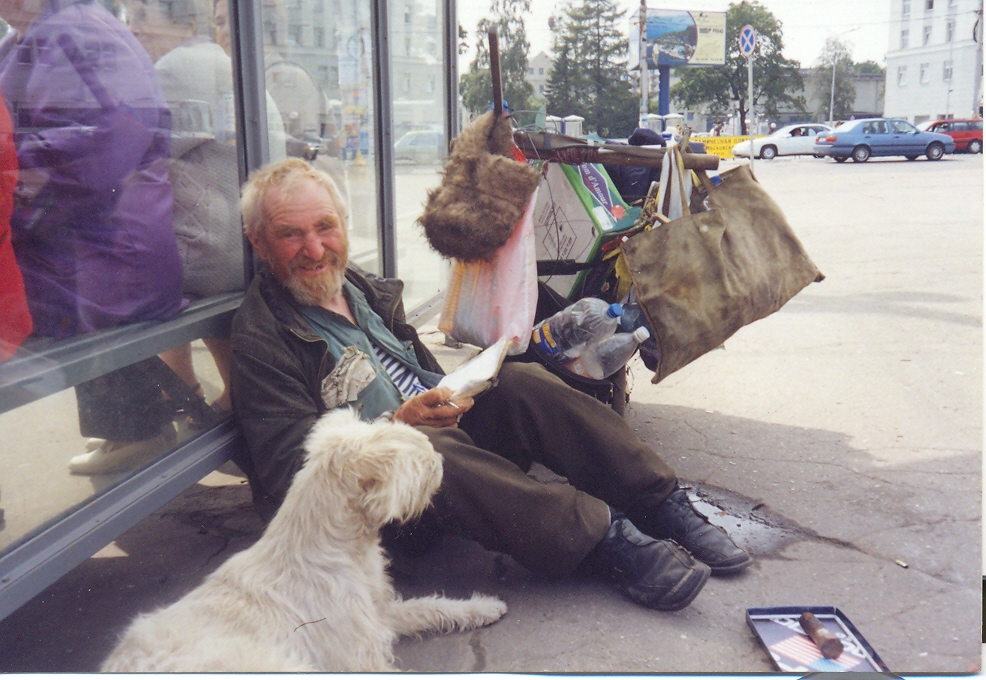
[0,0,184,338]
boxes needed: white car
[732,123,834,160]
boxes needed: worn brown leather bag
[621,165,824,383]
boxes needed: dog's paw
[464,594,507,628]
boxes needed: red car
[920,119,983,153]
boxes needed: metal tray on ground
[746,605,890,673]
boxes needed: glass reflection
[0,0,182,339]
[0,336,230,554]
[261,0,378,274]
[0,0,243,553]
[389,0,447,310]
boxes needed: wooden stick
[488,28,503,118]
[512,131,721,170]
[695,168,717,196]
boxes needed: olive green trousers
[418,361,677,576]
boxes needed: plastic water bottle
[617,302,648,335]
[532,299,623,360]
[563,327,651,380]
[618,302,661,372]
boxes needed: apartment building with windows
[884,0,984,123]
[526,50,552,102]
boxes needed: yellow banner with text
[699,135,765,159]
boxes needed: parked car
[393,129,446,164]
[285,135,319,161]
[918,118,983,153]
[813,118,955,162]
[731,123,834,159]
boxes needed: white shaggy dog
[101,410,507,672]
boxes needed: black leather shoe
[628,487,753,575]
[583,513,710,611]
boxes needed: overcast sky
[457,0,893,73]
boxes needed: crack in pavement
[469,631,488,672]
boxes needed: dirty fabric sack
[420,110,540,262]
[621,165,823,383]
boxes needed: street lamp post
[827,27,859,124]
[828,60,837,124]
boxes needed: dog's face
[301,410,443,529]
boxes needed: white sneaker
[69,426,177,475]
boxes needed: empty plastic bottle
[563,327,651,380]
[531,299,623,360]
[618,302,661,372]
[617,302,648,335]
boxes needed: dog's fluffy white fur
[101,410,507,672]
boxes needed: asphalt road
[0,151,981,673]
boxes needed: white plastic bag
[655,142,692,221]
[438,187,538,354]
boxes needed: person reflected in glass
[128,0,240,418]
[0,0,186,475]
[125,0,286,421]
[0,0,183,337]
[0,89,29,362]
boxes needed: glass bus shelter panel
[0,0,247,350]
[260,0,381,275]
[390,0,449,311]
[0,336,232,557]
[0,0,247,563]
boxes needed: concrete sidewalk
[0,155,981,673]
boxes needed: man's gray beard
[285,262,346,307]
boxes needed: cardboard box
[532,162,639,299]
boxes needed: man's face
[249,178,349,307]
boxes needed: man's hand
[392,387,473,428]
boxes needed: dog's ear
[350,425,442,527]
[301,411,441,528]
[303,408,364,465]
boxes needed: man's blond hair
[241,158,349,241]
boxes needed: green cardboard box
[531,161,639,299]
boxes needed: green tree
[670,0,804,135]
[457,24,469,56]
[811,38,856,121]
[544,0,638,138]
[459,0,536,116]
[853,60,885,76]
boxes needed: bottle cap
[606,303,623,318]
[632,327,651,343]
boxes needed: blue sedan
[813,118,955,163]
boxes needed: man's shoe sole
[624,560,711,611]
[707,551,754,576]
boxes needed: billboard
[629,9,727,68]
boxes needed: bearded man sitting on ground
[228,158,752,612]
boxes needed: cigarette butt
[895,559,908,568]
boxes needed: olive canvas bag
[621,164,824,383]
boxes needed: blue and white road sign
[739,25,756,56]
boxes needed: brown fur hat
[420,110,541,262]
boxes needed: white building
[526,51,552,102]
[884,0,984,123]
